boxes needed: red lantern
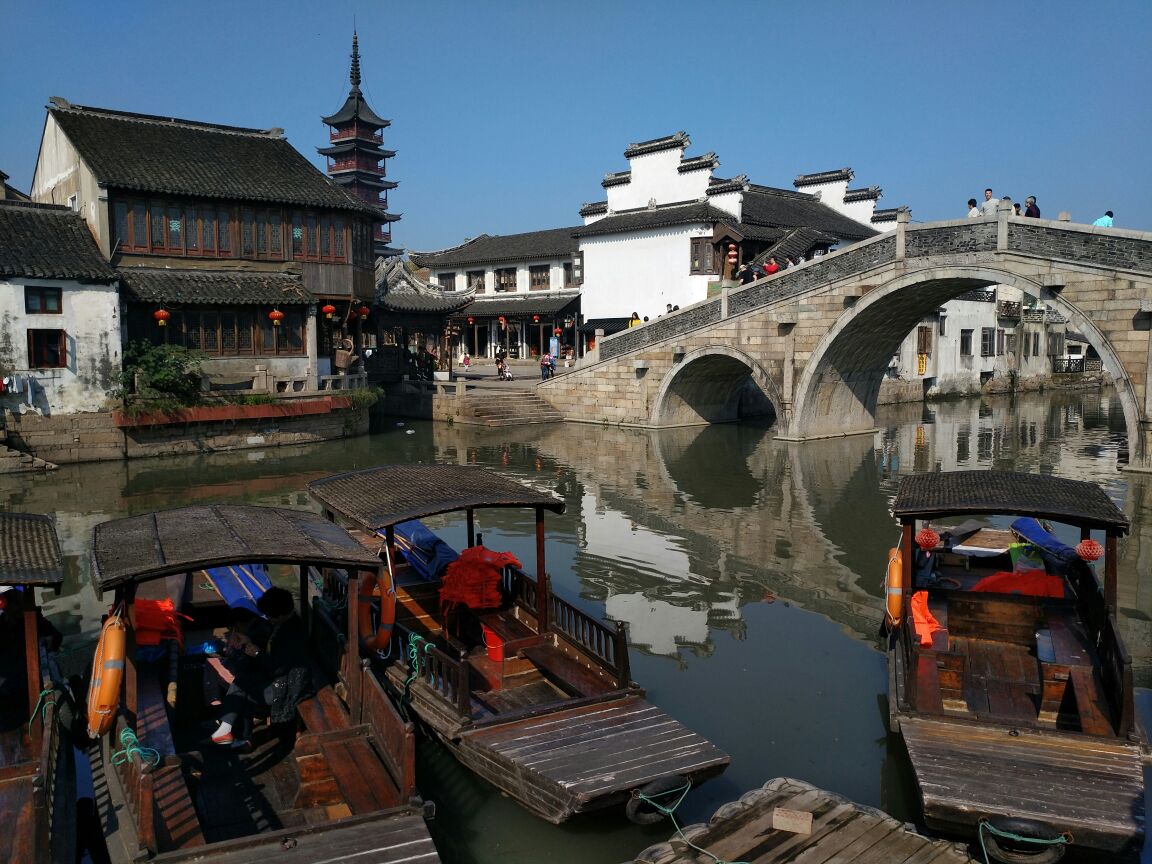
[467,316,475,325]
[498,315,506,328]
[532,314,540,324]
[1076,538,1104,562]
[268,308,285,327]
[153,308,171,327]
[554,327,562,336]
[321,304,336,319]
[357,305,370,320]
[915,527,940,551]
[727,242,738,265]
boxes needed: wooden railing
[360,669,417,800]
[1099,614,1134,738]
[548,594,630,686]
[388,623,470,717]
[113,724,157,857]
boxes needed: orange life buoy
[884,547,904,630]
[357,572,396,653]
[87,609,126,738]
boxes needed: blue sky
[2,0,1149,251]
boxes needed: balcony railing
[1052,358,1085,373]
[330,126,384,143]
[996,300,1021,320]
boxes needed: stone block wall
[3,410,124,464]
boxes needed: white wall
[31,114,109,256]
[606,146,712,212]
[580,225,712,320]
[0,277,121,413]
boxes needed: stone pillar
[997,200,1011,250]
[895,208,909,259]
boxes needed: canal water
[2,388,1149,863]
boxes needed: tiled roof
[0,200,116,281]
[602,171,631,188]
[572,201,733,238]
[49,100,379,216]
[376,257,472,314]
[450,293,579,318]
[794,168,853,187]
[410,227,580,268]
[579,317,630,335]
[316,140,393,158]
[321,34,390,128]
[755,227,838,264]
[707,175,749,195]
[741,186,877,242]
[624,132,690,159]
[118,267,313,305]
[678,152,718,173]
[579,201,608,217]
[871,207,901,223]
[844,185,882,203]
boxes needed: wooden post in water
[1104,533,1118,612]
[23,589,43,753]
[614,620,631,687]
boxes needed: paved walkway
[446,358,571,392]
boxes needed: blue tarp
[202,563,271,614]
[392,520,459,581]
[1009,517,1079,573]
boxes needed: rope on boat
[399,632,432,721]
[110,727,160,769]
[978,819,1070,864]
[633,780,750,864]
[28,687,56,735]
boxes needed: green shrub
[120,341,205,406]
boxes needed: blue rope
[978,819,1069,864]
[110,727,161,769]
[28,688,56,736]
[633,780,749,864]
[399,633,431,721]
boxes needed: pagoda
[320,32,400,257]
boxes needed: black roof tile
[844,185,882,203]
[794,168,853,187]
[450,294,579,319]
[741,187,876,242]
[0,200,116,281]
[624,132,689,159]
[601,171,631,188]
[410,227,580,268]
[50,101,379,216]
[579,201,608,217]
[376,258,472,314]
[572,201,733,238]
[118,267,313,305]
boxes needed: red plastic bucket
[481,623,504,662]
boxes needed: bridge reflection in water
[1,387,1147,864]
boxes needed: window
[467,270,485,293]
[563,262,576,288]
[291,214,304,257]
[218,209,232,253]
[529,265,550,291]
[330,218,342,259]
[980,327,995,357]
[916,326,933,355]
[1023,331,1031,357]
[495,268,517,292]
[1032,332,1040,356]
[689,238,715,275]
[996,328,1005,356]
[938,315,947,337]
[167,206,182,249]
[1006,333,1017,354]
[959,329,973,356]
[242,209,256,256]
[25,286,62,314]
[159,307,302,357]
[572,252,583,285]
[133,203,147,247]
[1047,332,1065,356]
[27,329,66,368]
[439,272,458,291]
[1068,343,1083,357]
[185,206,199,252]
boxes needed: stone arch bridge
[539,213,1152,470]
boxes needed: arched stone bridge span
[539,213,1152,470]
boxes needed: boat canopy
[91,505,383,592]
[0,512,64,587]
[892,470,1128,534]
[308,465,566,532]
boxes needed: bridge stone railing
[1008,221,1152,273]
[905,221,997,256]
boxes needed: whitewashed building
[0,199,120,414]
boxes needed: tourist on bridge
[765,257,781,275]
[627,312,641,328]
[540,353,552,381]
[979,188,999,216]
[967,198,981,218]
[1024,196,1040,218]
[1093,210,1114,227]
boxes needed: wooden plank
[1068,666,1114,736]
[297,684,351,734]
[151,764,205,850]
[521,643,615,697]
[0,776,37,863]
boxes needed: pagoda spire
[350,31,361,89]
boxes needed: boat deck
[633,776,976,864]
[901,715,1145,853]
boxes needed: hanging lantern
[498,315,506,329]
[321,304,336,319]
[727,242,738,265]
[153,308,171,327]
[554,327,562,336]
[357,305,371,320]
[915,527,940,552]
[467,316,475,325]
[532,314,540,324]
[1076,538,1104,562]
[268,308,285,327]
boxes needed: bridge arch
[651,346,781,427]
[788,265,1142,459]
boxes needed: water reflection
[0,388,1147,864]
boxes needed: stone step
[0,443,58,473]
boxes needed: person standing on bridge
[765,257,781,276]
[967,198,981,218]
[1024,196,1040,218]
[979,188,999,216]
[1093,210,1114,227]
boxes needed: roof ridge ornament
[350,31,362,89]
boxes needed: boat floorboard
[900,715,1145,852]
[460,694,729,820]
[634,776,975,863]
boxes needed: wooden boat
[88,504,440,863]
[886,470,1145,860]
[308,464,730,824]
[0,512,75,864]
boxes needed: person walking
[967,198,981,218]
[1024,196,1040,218]
[1093,210,1114,227]
[979,188,999,216]
[540,352,552,381]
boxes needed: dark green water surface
[2,388,1148,863]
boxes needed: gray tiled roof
[579,201,608,217]
[754,227,838,264]
[450,293,579,318]
[118,267,313,305]
[872,207,901,223]
[624,132,689,159]
[572,201,733,238]
[678,152,718,173]
[50,101,379,216]
[410,227,580,268]
[741,186,877,242]
[578,317,629,335]
[0,200,116,281]
[602,171,631,188]
[844,185,882,203]
[376,257,472,313]
[794,168,853,187]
